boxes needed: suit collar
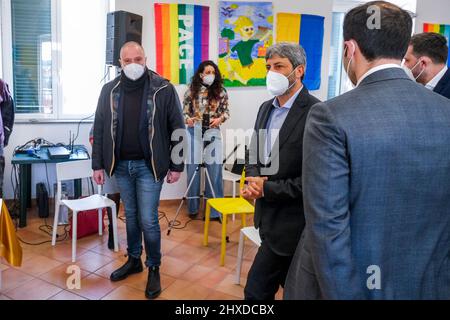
[358,67,410,87]
[272,85,304,109]
[426,66,448,90]
[278,86,310,144]
[259,86,310,128]
[357,64,402,87]
[267,86,311,161]
[434,67,450,94]
[293,86,311,109]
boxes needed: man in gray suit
[285,1,450,300]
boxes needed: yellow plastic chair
[203,170,254,266]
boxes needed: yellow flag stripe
[170,4,180,84]
[433,24,441,33]
[277,13,301,43]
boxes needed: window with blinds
[11,0,52,114]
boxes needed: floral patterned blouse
[183,85,230,125]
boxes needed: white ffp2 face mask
[401,62,416,81]
[123,63,146,81]
[266,70,297,97]
[202,74,215,86]
[402,60,425,82]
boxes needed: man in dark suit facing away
[285,1,450,300]
[242,42,320,300]
[404,32,450,99]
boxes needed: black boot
[110,256,143,282]
[145,266,161,299]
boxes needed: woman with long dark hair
[183,61,230,220]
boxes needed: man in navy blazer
[404,32,450,99]
[285,1,450,300]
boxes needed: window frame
[0,1,3,78]
[328,0,417,99]
[330,1,368,99]
[327,12,346,100]
[1,0,13,98]
[0,0,113,123]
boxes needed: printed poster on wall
[218,1,273,87]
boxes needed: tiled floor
[0,201,283,300]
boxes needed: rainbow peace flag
[154,3,210,84]
[424,23,450,66]
[277,13,325,90]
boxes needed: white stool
[235,226,261,284]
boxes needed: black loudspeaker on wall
[106,10,143,67]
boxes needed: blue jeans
[186,126,224,218]
[114,160,163,267]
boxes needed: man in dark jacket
[92,42,185,299]
[404,32,450,99]
[0,79,15,198]
[242,42,320,300]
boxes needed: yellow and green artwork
[218,1,273,87]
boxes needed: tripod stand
[167,159,223,235]
[167,130,240,240]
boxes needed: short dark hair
[344,1,413,61]
[410,32,449,64]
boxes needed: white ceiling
[333,0,417,13]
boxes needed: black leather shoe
[110,256,143,282]
[145,266,161,299]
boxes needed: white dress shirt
[425,66,448,91]
[265,86,303,163]
[356,64,403,87]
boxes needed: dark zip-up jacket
[0,79,14,148]
[92,70,185,181]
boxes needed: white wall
[114,0,334,199]
[3,0,333,200]
[415,0,450,33]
